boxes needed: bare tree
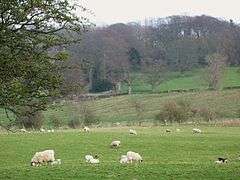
[205,53,226,90]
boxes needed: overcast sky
[80,0,240,26]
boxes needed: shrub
[198,107,216,122]
[81,105,99,126]
[16,108,44,129]
[155,100,191,124]
[68,115,81,129]
[50,115,63,128]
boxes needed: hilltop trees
[0,0,90,128]
[63,15,240,94]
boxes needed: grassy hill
[40,89,240,128]
[0,67,239,128]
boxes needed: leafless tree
[205,53,226,90]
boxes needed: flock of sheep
[30,127,142,166]
[29,126,230,167]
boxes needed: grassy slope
[0,67,239,127]
[42,89,240,126]
[0,126,240,179]
[122,67,240,93]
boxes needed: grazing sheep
[85,155,94,162]
[126,151,143,163]
[129,129,137,135]
[20,128,27,133]
[215,157,228,164]
[176,128,180,132]
[31,150,55,166]
[83,127,90,132]
[110,140,121,148]
[85,155,99,164]
[89,158,99,164]
[40,128,45,133]
[51,159,61,165]
[47,129,54,133]
[119,155,129,164]
[192,128,202,134]
[166,129,171,133]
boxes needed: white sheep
[51,159,61,165]
[126,151,143,163]
[193,128,202,134]
[47,129,54,133]
[176,128,180,132]
[129,129,137,135]
[110,140,121,148]
[40,128,45,133]
[83,127,90,132]
[85,154,99,164]
[85,155,94,162]
[119,155,129,164]
[31,150,55,166]
[20,128,27,133]
[89,158,99,164]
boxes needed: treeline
[64,15,240,94]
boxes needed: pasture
[121,67,240,93]
[1,126,240,179]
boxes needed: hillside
[40,89,240,127]
[0,68,239,128]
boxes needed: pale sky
[80,0,240,26]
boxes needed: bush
[198,107,216,122]
[16,108,44,129]
[81,105,99,126]
[68,115,81,129]
[50,115,63,128]
[155,100,191,124]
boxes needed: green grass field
[122,67,240,93]
[1,126,240,179]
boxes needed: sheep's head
[31,152,40,166]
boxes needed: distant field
[41,89,240,127]
[121,67,240,93]
[1,126,240,179]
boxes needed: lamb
[89,158,99,164]
[20,128,27,133]
[119,155,129,164]
[47,129,54,133]
[51,159,61,165]
[40,128,45,133]
[129,129,137,135]
[83,126,90,132]
[126,151,143,163]
[85,155,99,164]
[31,150,55,166]
[192,128,202,134]
[85,155,94,162]
[110,140,121,148]
[215,157,228,164]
